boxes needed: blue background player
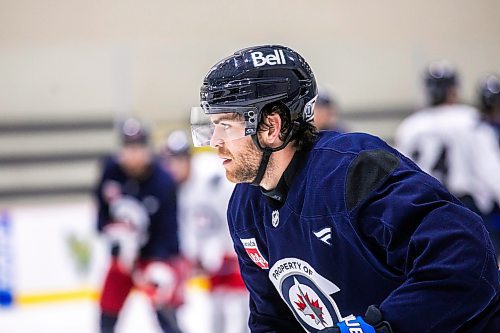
[190,45,500,332]
[95,118,184,333]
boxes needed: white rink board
[0,200,240,333]
[7,200,107,296]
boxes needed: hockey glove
[103,222,141,272]
[134,261,176,308]
[318,305,393,333]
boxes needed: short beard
[225,139,263,184]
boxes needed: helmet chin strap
[250,121,300,186]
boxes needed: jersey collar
[261,149,306,206]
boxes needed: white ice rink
[0,287,213,333]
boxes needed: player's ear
[260,113,282,146]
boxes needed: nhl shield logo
[272,210,280,228]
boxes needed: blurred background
[1,0,499,332]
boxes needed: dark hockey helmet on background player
[478,74,500,115]
[424,61,458,106]
[161,130,192,157]
[120,117,150,145]
[191,45,317,147]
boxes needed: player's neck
[259,145,296,191]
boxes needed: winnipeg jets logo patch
[241,237,269,269]
[313,227,332,246]
[269,258,349,332]
[272,210,280,228]
[292,277,326,326]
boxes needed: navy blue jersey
[95,155,179,260]
[228,131,499,333]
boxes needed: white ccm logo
[251,49,287,67]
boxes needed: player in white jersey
[395,61,493,214]
[160,130,250,333]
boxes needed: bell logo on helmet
[251,49,286,68]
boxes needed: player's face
[217,136,262,183]
[119,143,152,178]
[163,155,191,184]
[210,114,262,183]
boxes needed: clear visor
[190,106,258,147]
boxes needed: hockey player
[478,73,500,151]
[313,88,345,132]
[190,45,500,332]
[395,62,484,213]
[95,118,185,333]
[161,130,250,333]
[477,74,500,259]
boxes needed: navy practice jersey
[228,131,500,333]
[96,155,179,260]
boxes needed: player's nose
[210,126,225,148]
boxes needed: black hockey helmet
[120,118,149,145]
[191,45,317,147]
[478,74,500,115]
[316,87,334,108]
[424,61,458,106]
[162,130,192,157]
